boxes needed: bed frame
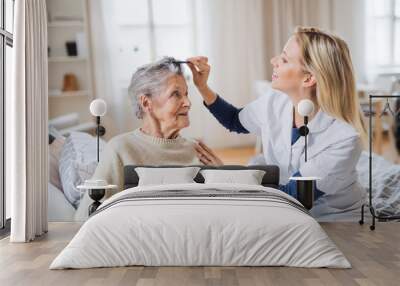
[123,165,280,190]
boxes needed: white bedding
[50,183,350,269]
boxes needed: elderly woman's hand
[195,140,224,166]
[187,56,217,105]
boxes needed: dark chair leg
[359,204,365,225]
[370,214,376,231]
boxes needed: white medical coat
[239,88,365,219]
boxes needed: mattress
[50,183,350,269]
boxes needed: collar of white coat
[306,107,335,134]
[278,92,335,134]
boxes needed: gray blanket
[357,151,400,217]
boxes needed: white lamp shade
[90,99,107,117]
[297,99,314,117]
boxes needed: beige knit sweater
[75,128,200,221]
[92,128,200,192]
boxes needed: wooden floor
[0,222,399,286]
[214,147,257,165]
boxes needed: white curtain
[87,0,120,141]
[193,0,267,148]
[8,0,48,242]
[263,0,333,78]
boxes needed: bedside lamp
[297,99,314,162]
[89,99,107,162]
[85,99,108,215]
[290,99,319,210]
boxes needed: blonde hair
[294,26,367,146]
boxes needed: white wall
[332,0,367,83]
[191,0,265,148]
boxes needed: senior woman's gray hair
[128,57,184,119]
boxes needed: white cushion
[135,167,201,186]
[200,169,266,185]
[59,132,105,208]
[49,136,65,190]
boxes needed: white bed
[50,183,350,269]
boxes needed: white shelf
[48,21,84,28]
[49,90,90,98]
[118,23,191,28]
[48,57,87,63]
[47,0,95,127]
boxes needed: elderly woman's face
[149,74,191,130]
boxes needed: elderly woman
[75,57,201,220]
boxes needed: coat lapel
[299,109,335,159]
[308,109,335,134]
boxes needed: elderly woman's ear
[140,94,152,114]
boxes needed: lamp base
[96,125,106,137]
[88,188,105,215]
[296,180,315,210]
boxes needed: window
[0,0,14,233]
[107,0,195,84]
[366,0,400,77]
[99,0,195,133]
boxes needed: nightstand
[77,183,117,215]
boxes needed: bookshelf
[46,0,95,130]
